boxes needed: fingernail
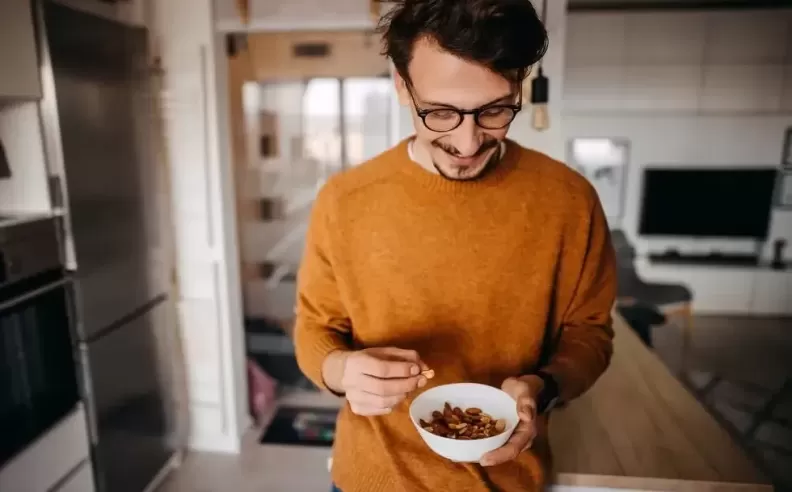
[410,365,419,376]
[418,376,427,388]
[480,458,492,467]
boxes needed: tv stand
[649,252,760,267]
[637,256,791,316]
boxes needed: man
[294,0,616,490]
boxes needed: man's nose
[449,115,482,157]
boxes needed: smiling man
[293,1,617,491]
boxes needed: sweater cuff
[295,330,350,392]
[539,359,582,403]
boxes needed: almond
[419,401,507,441]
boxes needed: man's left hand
[479,376,544,467]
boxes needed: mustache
[431,138,499,158]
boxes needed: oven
[0,217,80,469]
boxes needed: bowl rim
[409,382,519,443]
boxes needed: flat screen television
[638,167,778,239]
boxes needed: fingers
[351,390,407,409]
[518,397,537,422]
[342,347,431,417]
[348,403,393,417]
[357,354,421,379]
[348,372,426,396]
[346,378,425,416]
[367,347,422,363]
[479,441,522,467]
[479,421,537,467]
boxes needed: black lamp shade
[0,139,11,179]
[530,68,549,105]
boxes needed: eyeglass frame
[405,83,523,133]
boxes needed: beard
[431,137,502,182]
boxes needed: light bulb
[530,66,550,131]
[531,104,549,131]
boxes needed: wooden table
[549,314,772,491]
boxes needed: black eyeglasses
[407,86,522,133]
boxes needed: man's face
[395,37,520,181]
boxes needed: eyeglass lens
[423,107,517,132]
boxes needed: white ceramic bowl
[409,383,519,463]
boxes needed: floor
[157,316,792,492]
[157,389,340,492]
[156,434,333,492]
[652,316,792,491]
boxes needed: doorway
[224,30,395,424]
[242,77,392,390]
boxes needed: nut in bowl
[409,383,519,463]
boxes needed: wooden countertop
[549,314,772,491]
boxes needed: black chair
[616,301,666,348]
[611,230,694,363]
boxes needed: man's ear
[393,69,411,107]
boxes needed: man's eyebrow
[421,93,516,109]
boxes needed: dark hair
[378,0,549,84]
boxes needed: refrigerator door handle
[0,278,70,312]
[77,343,99,446]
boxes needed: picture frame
[783,127,792,170]
[777,171,792,209]
[567,138,630,222]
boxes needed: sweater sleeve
[293,185,353,390]
[542,198,617,402]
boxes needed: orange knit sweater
[294,139,616,492]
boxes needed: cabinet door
[636,262,756,315]
[0,0,42,99]
[751,271,792,316]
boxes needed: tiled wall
[564,9,792,259]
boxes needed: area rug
[259,406,339,447]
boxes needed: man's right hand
[323,347,429,416]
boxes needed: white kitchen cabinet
[0,0,42,99]
[214,0,374,31]
[751,270,792,316]
[0,406,92,492]
[637,258,792,316]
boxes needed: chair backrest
[610,229,637,266]
[610,229,642,297]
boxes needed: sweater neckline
[394,138,520,194]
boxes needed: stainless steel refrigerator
[40,3,180,491]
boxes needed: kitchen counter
[548,314,772,491]
[160,313,772,492]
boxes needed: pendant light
[531,0,550,131]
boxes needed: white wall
[564,9,792,261]
[0,102,51,213]
[152,0,249,453]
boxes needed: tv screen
[638,168,778,239]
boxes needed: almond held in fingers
[421,369,435,379]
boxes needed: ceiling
[568,0,792,10]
